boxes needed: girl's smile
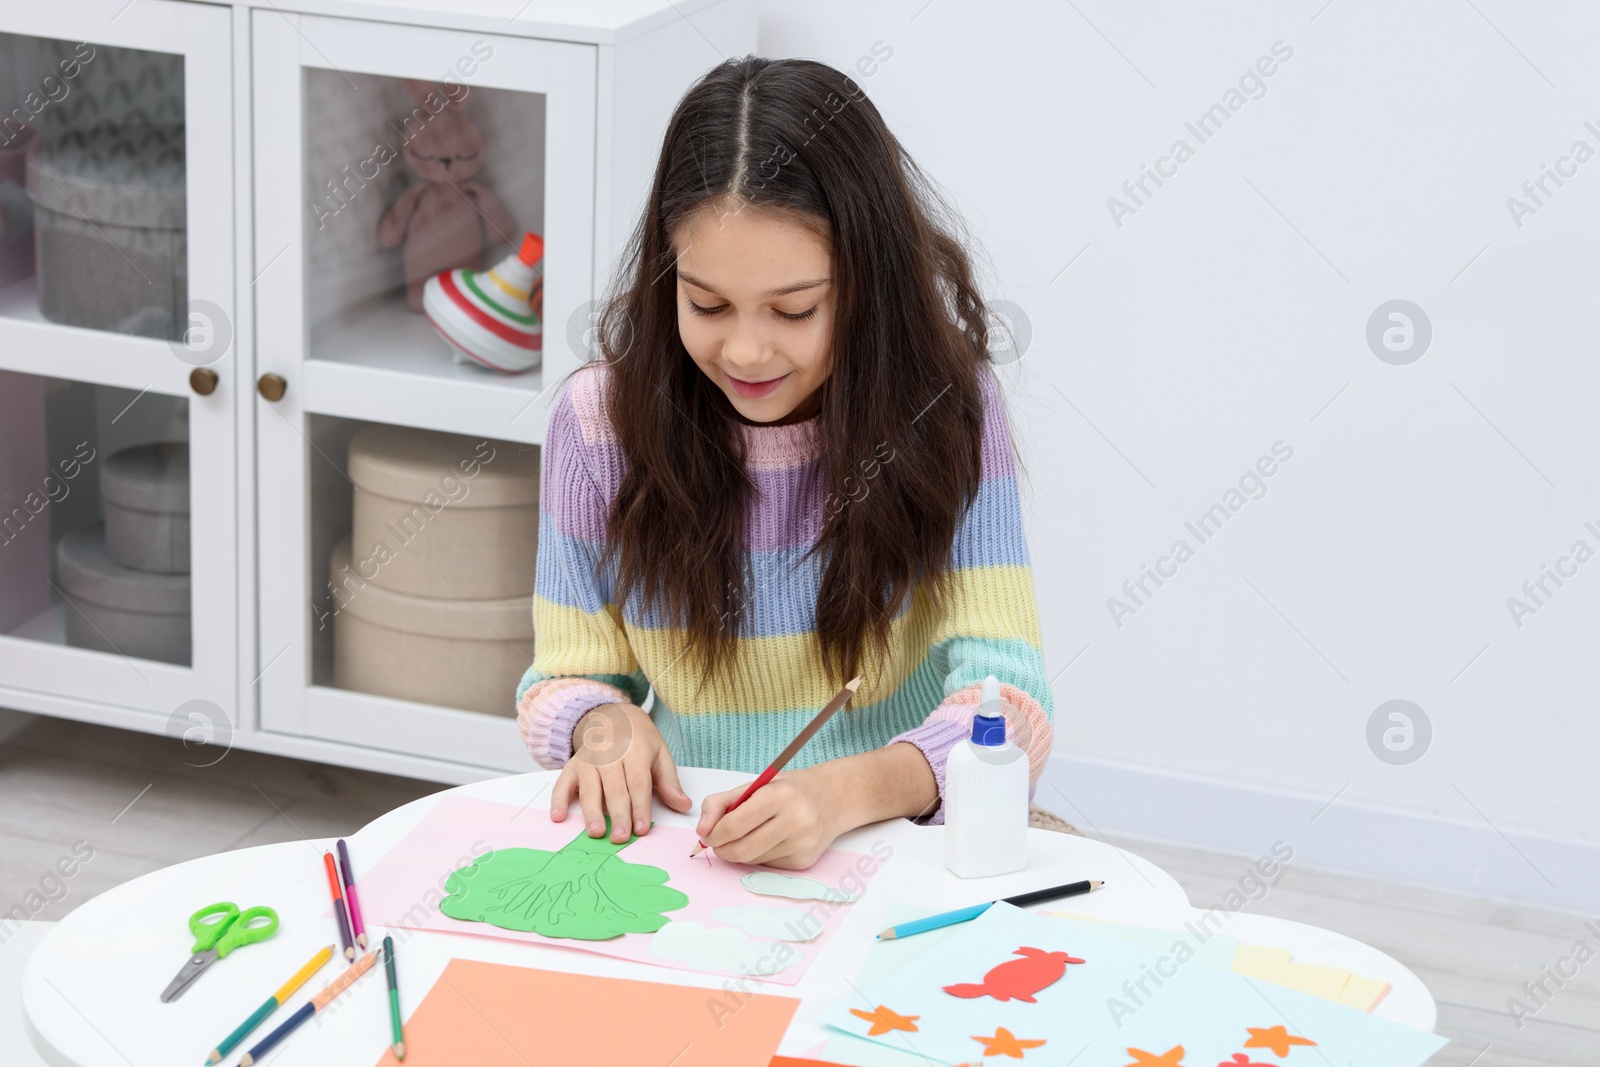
[725,371,791,398]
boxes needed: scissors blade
[160,950,217,1002]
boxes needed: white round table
[22,768,1436,1065]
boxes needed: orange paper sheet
[374,959,800,1067]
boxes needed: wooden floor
[0,713,1593,1065]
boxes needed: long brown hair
[577,55,1005,698]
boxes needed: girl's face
[673,203,834,425]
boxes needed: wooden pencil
[383,934,405,1060]
[323,850,356,961]
[691,675,862,857]
[337,837,368,951]
[205,945,334,1063]
[239,951,377,1066]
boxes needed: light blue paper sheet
[825,902,1447,1067]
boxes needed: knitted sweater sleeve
[515,384,649,769]
[885,365,1055,824]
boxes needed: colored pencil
[876,879,1104,940]
[336,837,368,951]
[323,851,356,961]
[205,945,334,1063]
[382,934,405,1060]
[691,675,862,857]
[239,951,377,1066]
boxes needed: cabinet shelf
[0,278,188,395]
[302,293,552,443]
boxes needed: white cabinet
[0,2,238,731]
[0,0,756,781]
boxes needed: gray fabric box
[102,441,189,574]
[25,123,186,340]
[57,523,190,666]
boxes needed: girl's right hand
[550,703,693,843]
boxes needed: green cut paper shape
[439,818,689,940]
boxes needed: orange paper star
[971,1027,1047,1058]
[849,1005,919,1036]
[1244,1026,1317,1057]
[1126,1046,1187,1066]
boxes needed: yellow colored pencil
[205,945,334,1063]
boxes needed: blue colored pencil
[876,880,1102,940]
[238,1001,313,1066]
[239,950,376,1066]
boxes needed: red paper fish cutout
[942,946,1086,1002]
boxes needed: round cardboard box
[102,441,190,574]
[348,425,538,600]
[26,122,187,339]
[56,523,190,666]
[330,537,532,717]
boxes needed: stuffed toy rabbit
[378,79,515,312]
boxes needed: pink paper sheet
[355,794,885,984]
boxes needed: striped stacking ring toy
[423,231,545,373]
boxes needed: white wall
[758,1,1600,911]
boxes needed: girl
[517,55,1054,869]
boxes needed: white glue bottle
[944,675,1029,878]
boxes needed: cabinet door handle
[189,368,219,396]
[257,373,287,402]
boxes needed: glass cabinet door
[251,12,594,772]
[0,3,235,722]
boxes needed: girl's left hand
[696,765,846,869]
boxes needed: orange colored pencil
[323,851,356,961]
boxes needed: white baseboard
[1037,752,1600,917]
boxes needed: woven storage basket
[330,536,532,716]
[348,425,538,600]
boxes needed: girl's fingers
[652,746,693,812]
[704,791,780,851]
[575,765,607,838]
[711,806,787,865]
[695,786,740,838]
[599,761,634,842]
[550,764,576,821]
[623,756,653,837]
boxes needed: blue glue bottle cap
[971,714,1007,746]
[971,674,1007,745]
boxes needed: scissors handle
[188,902,279,957]
[188,902,239,953]
[217,905,279,958]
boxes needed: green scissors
[160,901,279,1003]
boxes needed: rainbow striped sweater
[516,361,1054,823]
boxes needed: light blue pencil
[876,880,1102,940]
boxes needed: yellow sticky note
[1338,974,1392,1012]
[1280,961,1352,1000]
[1232,944,1292,982]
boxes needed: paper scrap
[1231,943,1292,983]
[742,871,859,902]
[649,920,799,977]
